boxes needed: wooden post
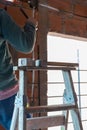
[37,0,49,117]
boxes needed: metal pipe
[39,3,60,13]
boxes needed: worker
[0,8,36,130]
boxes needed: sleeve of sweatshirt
[0,9,36,53]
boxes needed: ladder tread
[27,115,65,129]
[26,104,76,113]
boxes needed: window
[47,33,87,130]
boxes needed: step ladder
[10,58,83,130]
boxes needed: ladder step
[26,104,76,113]
[26,115,65,129]
[47,61,78,67]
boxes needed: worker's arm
[0,8,36,53]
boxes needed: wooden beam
[36,0,49,108]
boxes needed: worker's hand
[27,17,36,25]
[27,17,38,29]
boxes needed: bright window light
[5,0,16,2]
[47,33,87,130]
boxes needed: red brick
[74,4,87,17]
[49,12,62,32]
[48,0,72,12]
[65,15,87,37]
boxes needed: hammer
[20,0,38,18]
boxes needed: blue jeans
[0,94,31,130]
[0,94,16,130]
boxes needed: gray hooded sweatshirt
[0,8,36,90]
